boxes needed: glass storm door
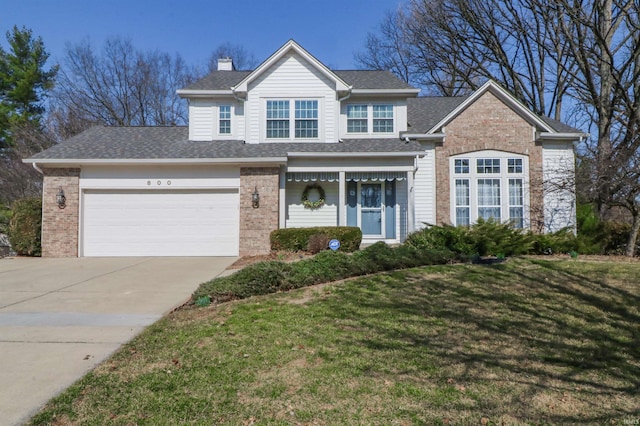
[360,183,384,237]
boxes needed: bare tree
[357,0,640,255]
[207,42,257,72]
[53,37,197,131]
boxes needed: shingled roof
[182,69,414,91]
[27,126,423,161]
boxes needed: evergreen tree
[0,25,58,149]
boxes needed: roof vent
[218,57,234,71]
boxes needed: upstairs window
[266,100,290,138]
[266,99,319,139]
[295,100,318,138]
[219,105,231,134]
[346,104,394,134]
[373,105,394,133]
[347,105,368,133]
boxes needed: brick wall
[239,167,280,256]
[435,91,544,230]
[41,168,80,257]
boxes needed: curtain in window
[478,179,501,220]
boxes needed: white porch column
[407,171,415,234]
[279,167,286,228]
[338,171,346,226]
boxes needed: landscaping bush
[270,226,362,252]
[193,242,457,305]
[530,228,580,255]
[7,197,42,256]
[406,219,532,257]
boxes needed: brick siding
[239,167,280,256]
[435,91,544,231]
[41,168,80,257]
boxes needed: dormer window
[346,104,394,134]
[266,99,319,139]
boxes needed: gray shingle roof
[334,70,415,90]
[540,116,584,133]
[182,69,415,91]
[28,126,422,161]
[406,97,468,133]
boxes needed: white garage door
[82,189,239,256]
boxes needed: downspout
[32,162,44,175]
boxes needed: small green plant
[570,250,578,259]
[195,296,211,307]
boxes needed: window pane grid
[295,120,318,138]
[219,105,231,134]
[454,159,469,174]
[509,178,524,228]
[478,178,501,221]
[455,179,470,226]
[373,105,393,133]
[266,100,289,119]
[477,158,500,174]
[508,158,523,173]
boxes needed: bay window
[451,152,528,228]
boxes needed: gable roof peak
[232,39,351,94]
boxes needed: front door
[360,183,384,237]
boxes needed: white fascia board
[287,151,425,158]
[351,88,421,95]
[537,132,589,141]
[402,133,445,141]
[176,89,234,98]
[233,40,351,93]
[24,157,288,166]
[426,80,554,134]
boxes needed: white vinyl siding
[542,142,576,232]
[189,100,238,141]
[414,145,436,228]
[82,189,239,256]
[246,54,336,143]
[285,181,338,228]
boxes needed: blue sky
[1,0,403,70]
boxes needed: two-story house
[26,40,585,257]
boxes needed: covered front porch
[279,170,415,244]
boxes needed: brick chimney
[218,57,234,71]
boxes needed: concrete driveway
[0,256,235,426]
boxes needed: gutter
[401,133,445,142]
[536,132,589,141]
[286,151,425,158]
[22,157,289,166]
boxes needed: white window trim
[218,104,233,137]
[345,103,395,135]
[263,98,322,142]
[449,151,530,228]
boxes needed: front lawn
[31,258,640,425]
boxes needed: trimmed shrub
[270,226,362,252]
[192,242,457,305]
[8,197,42,256]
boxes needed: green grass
[30,258,640,425]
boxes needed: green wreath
[301,183,326,210]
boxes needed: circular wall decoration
[301,183,326,210]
